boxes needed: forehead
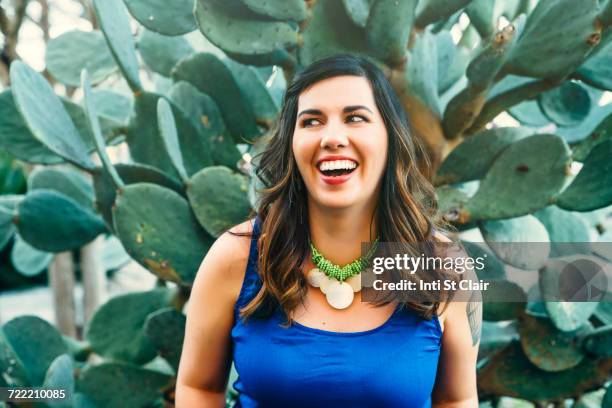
[297,75,376,111]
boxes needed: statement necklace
[307,237,380,309]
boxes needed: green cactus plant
[0,0,611,406]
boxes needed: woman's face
[292,75,389,210]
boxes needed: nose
[320,121,349,149]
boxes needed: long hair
[233,53,456,323]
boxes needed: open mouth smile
[316,158,359,185]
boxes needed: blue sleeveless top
[230,216,442,407]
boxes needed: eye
[346,114,368,123]
[301,118,322,127]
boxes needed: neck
[307,199,378,267]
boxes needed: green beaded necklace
[310,237,380,281]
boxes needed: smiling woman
[293,75,388,211]
[175,54,481,408]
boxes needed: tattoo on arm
[466,265,482,346]
[449,242,483,346]
[467,299,482,346]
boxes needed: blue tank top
[230,216,442,408]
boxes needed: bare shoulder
[432,229,467,260]
[218,218,256,265]
[190,218,257,307]
[209,217,257,276]
[227,217,257,236]
[177,218,258,397]
[432,230,452,243]
[207,218,255,265]
[436,300,469,332]
[432,230,458,333]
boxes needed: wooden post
[80,236,106,329]
[48,251,77,337]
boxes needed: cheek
[375,129,389,167]
[292,135,304,161]
[361,131,388,173]
[292,134,315,169]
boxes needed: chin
[310,190,363,209]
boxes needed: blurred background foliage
[0,0,611,407]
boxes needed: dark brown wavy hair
[233,53,458,324]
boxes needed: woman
[176,54,481,407]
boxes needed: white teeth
[319,160,357,171]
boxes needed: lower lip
[318,167,357,185]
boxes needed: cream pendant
[325,280,354,309]
[307,268,326,287]
[308,268,362,309]
[345,272,361,292]
[319,275,335,294]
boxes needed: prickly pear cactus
[0,0,612,406]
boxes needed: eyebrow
[297,105,373,118]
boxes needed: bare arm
[432,299,481,407]
[175,222,253,407]
[432,234,482,407]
